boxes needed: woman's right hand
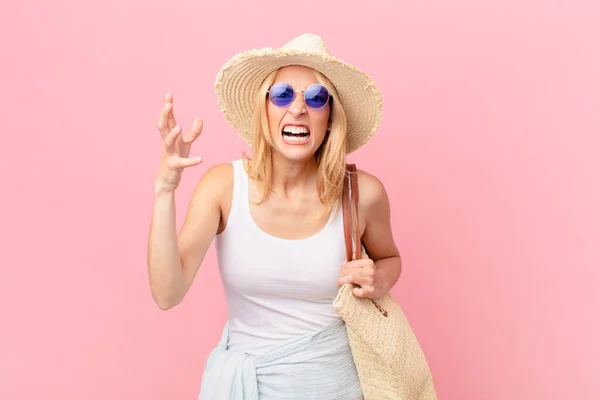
[155,93,204,192]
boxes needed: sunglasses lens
[269,82,295,107]
[305,84,330,108]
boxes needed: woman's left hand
[337,254,389,299]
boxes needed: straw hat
[214,33,383,153]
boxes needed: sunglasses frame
[266,82,331,109]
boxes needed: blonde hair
[242,68,348,222]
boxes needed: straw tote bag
[333,164,437,400]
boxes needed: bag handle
[342,163,361,262]
[342,164,389,317]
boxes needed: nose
[287,92,307,117]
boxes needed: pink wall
[1,0,598,399]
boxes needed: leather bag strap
[342,163,361,261]
[342,164,390,317]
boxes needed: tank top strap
[227,159,251,227]
[232,159,247,194]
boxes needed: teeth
[282,125,309,135]
[283,135,308,142]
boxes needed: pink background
[1,0,599,399]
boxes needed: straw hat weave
[214,33,383,153]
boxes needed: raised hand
[155,93,203,192]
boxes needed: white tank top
[214,159,347,356]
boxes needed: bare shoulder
[355,168,390,213]
[191,162,233,202]
[355,168,400,262]
[180,162,234,240]
[184,162,234,219]
[199,162,233,185]
[189,162,234,234]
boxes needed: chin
[273,144,318,162]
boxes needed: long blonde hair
[242,68,348,222]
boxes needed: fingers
[353,287,367,298]
[340,271,376,299]
[157,102,174,138]
[342,258,374,271]
[157,93,203,168]
[338,256,389,299]
[165,93,177,129]
[167,155,203,169]
[163,124,202,169]
[338,271,375,288]
[164,125,182,152]
[157,93,177,138]
[337,258,376,287]
[158,93,204,146]
[182,117,204,144]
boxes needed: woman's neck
[269,153,318,198]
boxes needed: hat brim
[214,48,383,154]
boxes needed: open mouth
[281,125,310,144]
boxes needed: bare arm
[147,164,230,310]
[359,170,402,291]
[337,170,402,298]
[147,92,231,309]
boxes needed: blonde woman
[148,33,402,399]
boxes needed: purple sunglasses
[267,82,331,109]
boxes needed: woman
[147,33,402,399]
